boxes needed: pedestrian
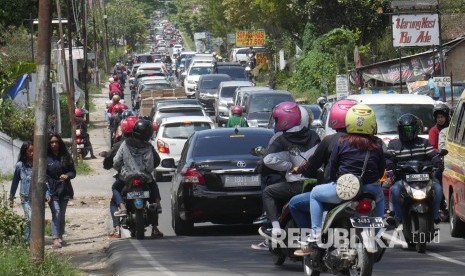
[46,133,76,249]
[425,73,440,100]
[9,141,34,242]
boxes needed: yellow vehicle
[443,90,465,238]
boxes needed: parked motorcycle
[119,174,157,239]
[389,149,448,253]
[75,128,88,159]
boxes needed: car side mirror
[311,119,323,128]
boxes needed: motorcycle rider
[388,113,443,226]
[288,99,357,231]
[429,103,450,151]
[258,102,320,239]
[74,108,97,159]
[226,105,248,127]
[307,104,385,243]
[109,76,123,100]
[113,118,164,238]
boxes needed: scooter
[75,128,88,159]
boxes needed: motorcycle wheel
[415,213,429,253]
[449,194,465,238]
[346,231,374,276]
[303,256,320,276]
[135,209,145,240]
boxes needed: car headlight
[247,120,259,127]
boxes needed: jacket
[113,137,161,182]
[226,115,248,127]
[428,124,446,150]
[109,82,122,93]
[10,161,33,199]
[386,137,439,170]
[46,152,76,200]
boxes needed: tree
[0,0,39,28]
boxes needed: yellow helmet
[345,104,377,135]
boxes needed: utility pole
[82,0,89,122]
[92,0,99,85]
[67,0,78,163]
[56,0,70,105]
[102,1,110,72]
[30,0,52,262]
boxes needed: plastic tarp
[5,74,28,99]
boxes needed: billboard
[391,0,438,9]
[235,30,266,47]
[392,13,440,47]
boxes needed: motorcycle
[303,178,385,275]
[244,56,256,84]
[119,174,158,239]
[389,149,447,253]
[75,128,88,159]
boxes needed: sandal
[109,230,121,238]
[151,228,164,239]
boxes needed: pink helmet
[328,99,357,130]
[74,108,84,117]
[272,101,301,131]
[231,105,243,115]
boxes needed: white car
[183,63,214,97]
[173,44,183,55]
[152,116,215,180]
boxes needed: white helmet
[109,77,114,82]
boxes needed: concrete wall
[0,131,23,174]
[446,42,465,82]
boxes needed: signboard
[256,53,268,70]
[392,13,440,47]
[235,30,266,47]
[391,0,438,9]
[336,75,349,99]
[227,33,236,44]
[434,76,451,87]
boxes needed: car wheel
[449,194,465,238]
[172,204,194,236]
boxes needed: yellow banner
[235,31,266,47]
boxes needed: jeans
[110,198,120,227]
[310,182,384,231]
[20,195,32,242]
[260,173,285,213]
[391,180,442,222]
[49,199,69,239]
[263,181,303,222]
[289,192,311,228]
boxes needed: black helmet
[433,103,450,119]
[132,119,153,141]
[397,113,422,142]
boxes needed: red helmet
[113,104,127,114]
[328,99,358,130]
[272,101,301,131]
[120,116,138,136]
[74,108,84,117]
[113,75,119,81]
[231,105,243,115]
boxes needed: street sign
[391,0,438,9]
[336,75,349,99]
[433,76,451,87]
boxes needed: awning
[5,74,28,99]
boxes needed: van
[313,94,437,144]
[242,90,295,127]
[443,90,465,238]
[215,80,254,124]
[233,86,273,107]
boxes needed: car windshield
[163,122,212,139]
[156,109,204,122]
[137,55,154,63]
[220,86,237,98]
[190,66,213,76]
[200,78,227,89]
[249,95,293,113]
[193,132,272,157]
[369,104,435,134]
[216,67,246,79]
[143,83,171,90]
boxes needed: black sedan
[170,127,274,235]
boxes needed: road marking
[426,252,465,267]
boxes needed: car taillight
[356,198,374,216]
[157,139,170,154]
[133,178,141,186]
[76,138,81,144]
[182,168,205,185]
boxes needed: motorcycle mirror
[439,149,448,157]
[252,146,266,156]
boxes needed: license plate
[76,144,84,148]
[223,175,261,187]
[126,191,150,199]
[405,173,430,182]
[350,216,384,228]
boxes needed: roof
[138,62,164,69]
[247,90,292,96]
[219,81,254,87]
[160,116,213,125]
[195,127,274,138]
[158,104,204,110]
[215,62,242,67]
[236,86,273,92]
[190,63,214,68]
[199,74,231,80]
[347,94,436,105]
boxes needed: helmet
[113,75,119,81]
[301,106,314,128]
[109,77,115,82]
[120,116,138,136]
[397,113,422,142]
[272,101,301,131]
[433,103,450,119]
[121,110,136,119]
[212,51,217,56]
[329,99,357,130]
[112,94,121,102]
[345,104,377,135]
[317,97,327,109]
[118,103,128,111]
[74,108,84,117]
[132,119,154,141]
[231,105,243,116]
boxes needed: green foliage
[0,26,34,65]
[0,173,13,183]
[59,94,71,138]
[0,61,36,99]
[75,160,93,175]
[0,188,25,245]
[0,0,38,28]
[0,245,80,275]
[0,99,34,141]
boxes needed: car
[152,116,215,181]
[134,54,155,64]
[195,74,232,115]
[173,44,183,55]
[233,86,273,107]
[215,80,254,125]
[313,94,437,143]
[232,46,268,64]
[242,90,295,127]
[138,79,173,94]
[170,127,274,235]
[148,98,203,119]
[183,63,214,97]
[213,62,248,81]
[151,104,208,132]
[443,91,465,238]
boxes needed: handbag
[335,151,370,201]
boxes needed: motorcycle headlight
[411,188,427,200]
[245,66,251,71]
